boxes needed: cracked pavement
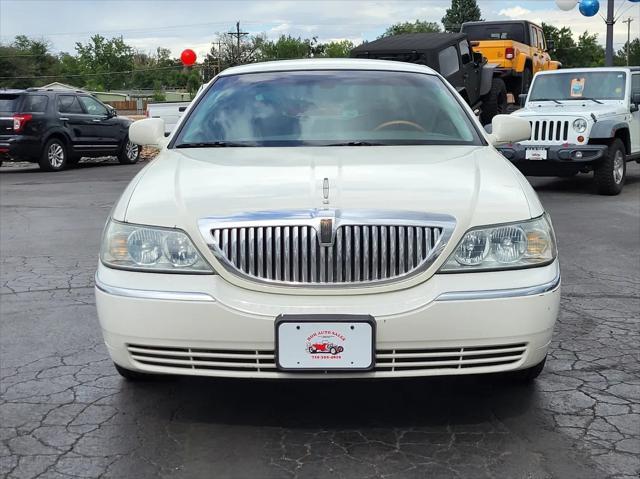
[1,160,638,478]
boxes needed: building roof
[219,58,438,76]
[41,82,85,91]
[350,33,468,55]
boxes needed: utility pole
[605,0,615,67]
[622,17,634,66]
[227,21,248,65]
[217,39,221,74]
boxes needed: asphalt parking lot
[1,159,639,479]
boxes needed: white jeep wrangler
[498,67,640,195]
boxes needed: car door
[459,39,481,105]
[631,73,640,153]
[77,95,121,152]
[529,25,543,74]
[56,94,93,149]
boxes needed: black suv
[0,88,139,171]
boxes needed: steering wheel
[374,120,425,132]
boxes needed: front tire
[39,138,67,172]
[480,78,507,125]
[118,137,140,165]
[594,138,626,195]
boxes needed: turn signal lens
[441,214,557,272]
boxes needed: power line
[0,64,201,80]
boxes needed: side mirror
[107,106,117,117]
[632,92,640,105]
[473,51,483,64]
[519,93,528,107]
[546,39,555,51]
[487,115,530,146]
[129,118,166,147]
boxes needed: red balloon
[181,49,197,66]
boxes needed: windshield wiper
[579,97,604,104]
[175,141,251,148]
[325,141,386,146]
[531,98,562,104]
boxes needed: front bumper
[95,260,560,379]
[498,143,607,175]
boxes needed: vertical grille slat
[211,223,442,285]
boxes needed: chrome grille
[530,120,569,142]
[127,342,527,375]
[210,224,442,285]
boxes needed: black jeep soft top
[350,32,506,124]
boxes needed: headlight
[572,118,587,133]
[100,219,212,273]
[440,214,556,272]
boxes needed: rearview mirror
[487,115,530,146]
[129,118,166,147]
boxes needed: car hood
[119,145,540,248]
[515,101,625,119]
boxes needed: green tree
[379,20,441,38]
[320,40,355,58]
[442,0,482,32]
[0,36,61,88]
[614,38,640,66]
[576,31,604,67]
[257,35,318,60]
[75,35,134,90]
[542,23,577,68]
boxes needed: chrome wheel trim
[613,150,624,184]
[126,141,138,161]
[48,143,64,168]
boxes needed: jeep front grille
[199,210,455,287]
[530,120,569,142]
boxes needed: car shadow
[117,373,539,429]
[527,168,640,194]
[0,159,140,174]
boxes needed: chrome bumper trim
[435,270,561,302]
[94,274,215,302]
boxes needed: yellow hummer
[461,20,561,97]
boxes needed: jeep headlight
[572,118,587,133]
[440,214,556,272]
[100,219,212,273]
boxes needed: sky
[1,0,638,59]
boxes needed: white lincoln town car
[95,59,560,381]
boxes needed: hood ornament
[322,177,330,204]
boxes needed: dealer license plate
[525,148,548,160]
[276,315,375,371]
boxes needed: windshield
[462,24,525,43]
[173,70,483,147]
[529,71,627,101]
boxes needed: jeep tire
[518,66,533,95]
[594,138,626,195]
[480,78,507,125]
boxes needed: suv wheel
[118,138,140,164]
[480,78,507,125]
[594,138,626,195]
[39,138,67,172]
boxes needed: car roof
[0,89,26,95]
[218,58,438,76]
[462,20,539,28]
[535,67,637,76]
[350,33,467,54]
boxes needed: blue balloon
[579,0,600,16]
[628,0,639,3]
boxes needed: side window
[459,40,471,64]
[537,28,546,50]
[78,96,108,116]
[57,95,84,114]
[22,95,48,113]
[631,74,640,93]
[438,46,460,77]
[529,26,538,48]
